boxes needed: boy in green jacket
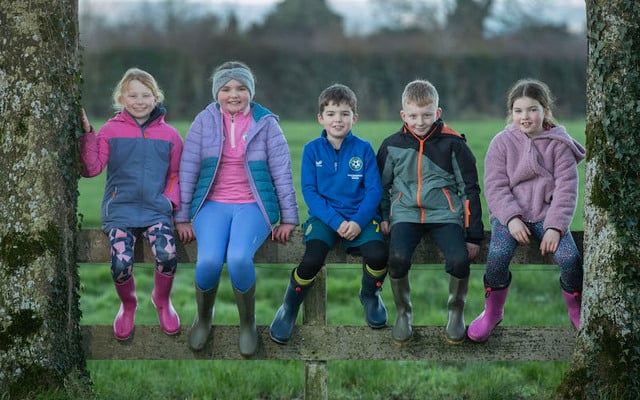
[376,79,483,345]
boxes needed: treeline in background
[80,0,587,121]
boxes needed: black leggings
[296,239,388,280]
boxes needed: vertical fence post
[302,267,327,400]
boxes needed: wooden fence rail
[77,229,583,400]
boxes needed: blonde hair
[506,78,557,127]
[402,79,439,108]
[111,68,164,110]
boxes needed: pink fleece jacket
[484,123,586,234]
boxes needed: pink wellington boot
[152,270,180,335]
[562,289,581,329]
[114,277,137,340]
[467,286,509,343]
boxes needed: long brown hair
[506,78,557,128]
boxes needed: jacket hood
[506,123,586,163]
[403,118,463,141]
[209,101,277,124]
[114,104,167,128]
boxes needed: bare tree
[556,0,640,398]
[0,0,88,397]
[251,0,345,51]
[370,0,442,31]
[446,0,492,39]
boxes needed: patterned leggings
[484,218,583,292]
[108,222,177,283]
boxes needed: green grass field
[71,119,586,400]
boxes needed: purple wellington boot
[152,270,180,335]
[562,289,581,329]
[114,277,137,340]
[467,286,509,343]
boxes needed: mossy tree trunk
[0,0,88,397]
[556,0,640,399]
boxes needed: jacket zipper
[416,139,425,223]
[230,114,236,148]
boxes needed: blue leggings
[485,218,583,291]
[193,201,270,292]
[108,222,177,283]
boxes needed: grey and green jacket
[376,119,483,244]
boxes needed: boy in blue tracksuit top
[270,84,388,344]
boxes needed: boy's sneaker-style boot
[151,270,180,335]
[113,277,138,340]
[390,275,413,345]
[359,266,388,328]
[234,284,258,357]
[188,283,218,351]
[445,275,469,344]
[562,289,582,329]
[467,275,510,343]
[270,271,314,344]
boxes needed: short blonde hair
[112,68,164,110]
[402,79,439,108]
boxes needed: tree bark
[557,0,640,398]
[0,0,88,397]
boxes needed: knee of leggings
[445,257,470,279]
[226,253,253,273]
[557,252,582,269]
[361,246,388,270]
[153,247,177,273]
[387,256,410,279]
[111,259,133,283]
[297,260,323,281]
[195,267,221,291]
[488,246,514,265]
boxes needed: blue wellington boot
[359,266,388,328]
[269,271,313,344]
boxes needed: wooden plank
[81,325,576,362]
[76,229,584,265]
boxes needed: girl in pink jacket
[80,68,183,341]
[467,79,586,342]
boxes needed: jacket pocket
[162,194,174,213]
[389,192,403,219]
[105,186,118,217]
[441,188,456,212]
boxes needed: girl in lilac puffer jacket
[175,61,299,357]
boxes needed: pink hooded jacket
[484,124,586,234]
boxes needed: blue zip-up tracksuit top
[301,130,382,230]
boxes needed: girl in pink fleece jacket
[467,79,586,343]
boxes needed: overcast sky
[80,0,587,36]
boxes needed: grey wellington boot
[188,284,217,351]
[233,284,258,357]
[445,275,469,344]
[390,276,413,345]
